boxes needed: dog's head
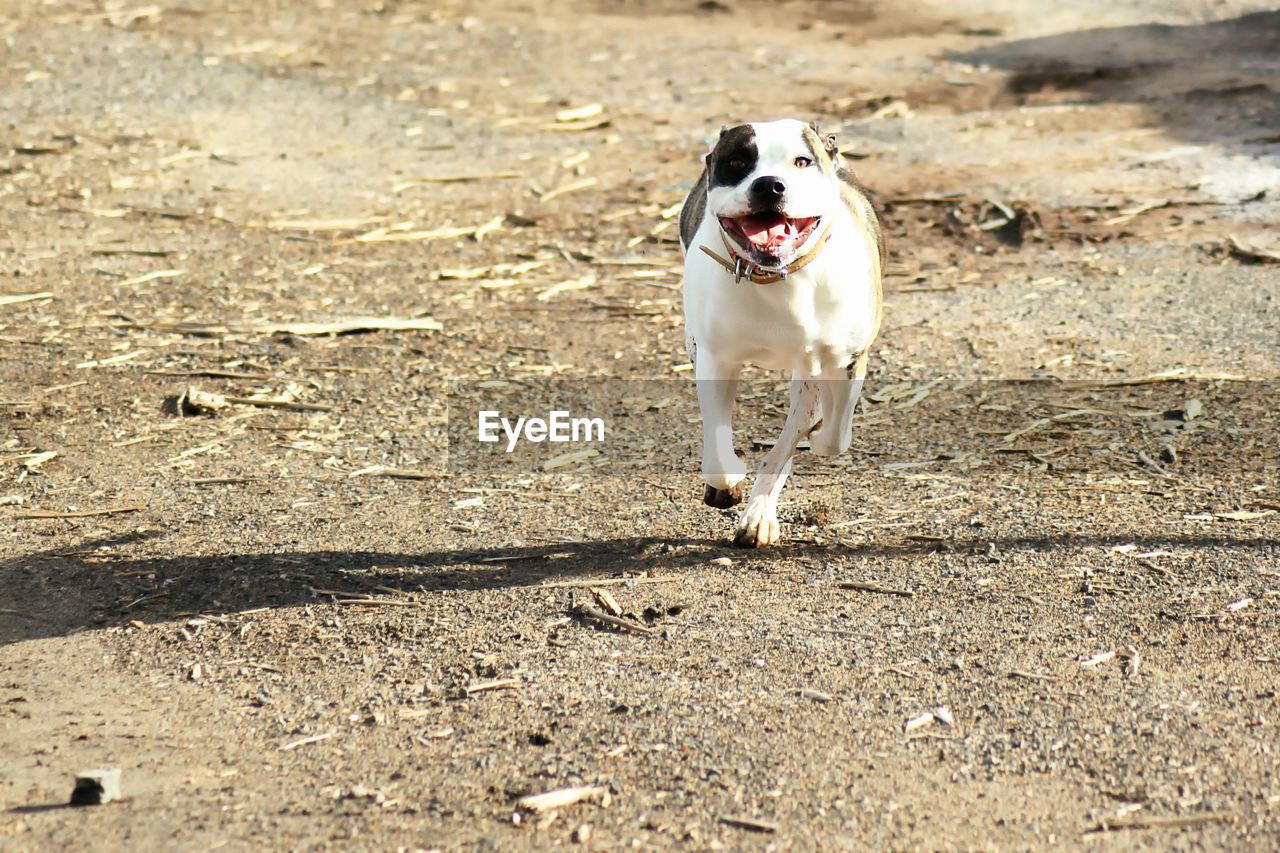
[704,119,844,268]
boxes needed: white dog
[679,119,884,546]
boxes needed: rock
[70,768,121,805]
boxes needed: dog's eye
[794,156,813,168]
[727,158,747,171]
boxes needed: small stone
[70,768,121,805]
[709,556,733,567]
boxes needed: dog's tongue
[738,212,791,250]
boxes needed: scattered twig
[280,732,334,751]
[812,628,874,638]
[518,786,607,812]
[1000,409,1105,444]
[1080,650,1116,667]
[466,677,521,694]
[537,177,598,203]
[16,504,145,519]
[1089,812,1237,832]
[145,369,276,381]
[836,580,915,597]
[268,215,388,232]
[1102,199,1169,226]
[122,590,169,609]
[573,604,654,636]
[554,103,604,122]
[1135,557,1174,578]
[393,172,523,191]
[536,275,597,301]
[343,217,504,245]
[1009,669,1057,681]
[347,465,442,480]
[0,291,54,306]
[398,708,436,720]
[719,815,780,833]
[239,661,283,674]
[334,598,421,607]
[77,351,146,369]
[120,268,184,287]
[222,396,334,412]
[190,477,262,485]
[415,726,455,743]
[536,577,676,589]
[1058,370,1248,390]
[1215,510,1275,522]
[139,316,442,337]
[886,192,968,204]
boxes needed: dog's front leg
[809,350,870,457]
[734,376,819,547]
[695,356,745,508]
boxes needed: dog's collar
[699,218,833,285]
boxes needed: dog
[678,119,885,547]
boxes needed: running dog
[679,119,884,546]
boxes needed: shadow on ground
[953,11,1280,159]
[3,529,1276,644]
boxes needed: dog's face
[704,119,843,267]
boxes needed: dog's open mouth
[720,213,820,264]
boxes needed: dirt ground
[2,0,1279,849]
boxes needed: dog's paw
[733,496,780,547]
[703,482,743,509]
[703,446,747,491]
[702,462,746,491]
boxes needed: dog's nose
[750,175,786,201]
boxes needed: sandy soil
[2,0,1279,849]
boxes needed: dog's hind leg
[733,376,819,547]
[695,356,746,507]
[808,350,870,457]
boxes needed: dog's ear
[809,121,840,157]
[703,126,729,165]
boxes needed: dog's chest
[713,274,873,371]
[688,235,878,373]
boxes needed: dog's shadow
[4,528,1277,644]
